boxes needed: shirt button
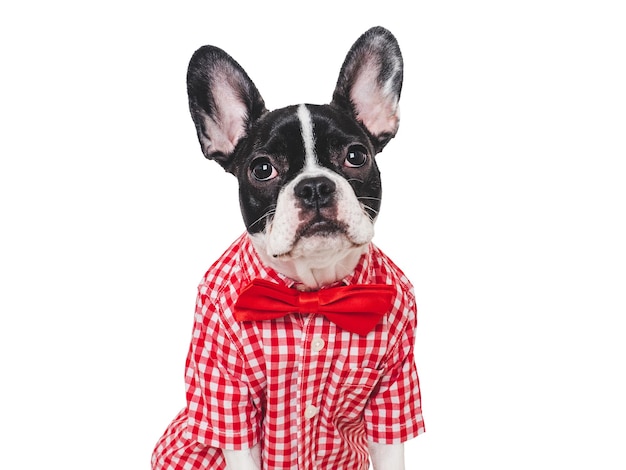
[311,337,325,352]
[304,405,319,419]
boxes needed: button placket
[297,318,334,469]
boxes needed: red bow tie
[233,279,395,335]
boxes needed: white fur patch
[368,442,405,470]
[251,232,368,289]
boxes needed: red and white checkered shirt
[152,233,425,470]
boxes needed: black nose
[294,176,336,209]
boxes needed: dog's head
[187,27,403,288]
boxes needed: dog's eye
[251,158,278,181]
[345,146,368,168]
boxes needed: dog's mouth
[267,216,366,260]
[263,195,375,260]
[297,216,346,238]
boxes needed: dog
[153,26,425,470]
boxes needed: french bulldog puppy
[153,26,425,470]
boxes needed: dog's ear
[332,27,403,152]
[187,46,267,172]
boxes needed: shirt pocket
[329,367,384,426]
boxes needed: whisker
[246,206,276,230]
[357,196,381,221]
[361,205,379,221]
[347,178,364,185]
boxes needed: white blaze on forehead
[297,104,317,169]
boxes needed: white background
[1,1,625,468]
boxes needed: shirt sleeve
[183,288,262,450]
[364,293,426,443]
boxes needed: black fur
[233,105,382,234]
[186,27,401,235]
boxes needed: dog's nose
[294,176,336,209]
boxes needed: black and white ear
[187,46,267,171]
[332,27,404,152]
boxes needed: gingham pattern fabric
[152,233,425,470]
